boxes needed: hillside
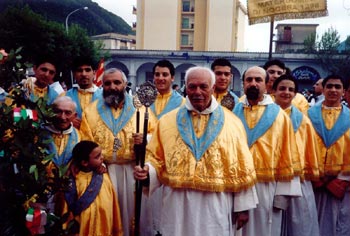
[0,0,134,36]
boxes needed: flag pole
[268,16,274,60]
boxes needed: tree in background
[0,5,104,89]
[304,27,350,79]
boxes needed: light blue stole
[177,106,224,161]
[151,90,184,120]
[290,106,303,133]
[97,93,135,136]
[234,103,280,147]
[66,87,102,118]
[48,128,79,166]
[308,104,350,148]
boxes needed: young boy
[63,141,123,236]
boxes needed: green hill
[0,0,134,36]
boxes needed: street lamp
[65,6,88,34]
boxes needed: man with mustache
[66,56,102,129]
[233,66,301,236]
[308,75,350,236]
[80,68,149,236]
[134,66,258,236]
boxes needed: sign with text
[247,0,328,25]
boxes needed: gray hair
[52,96,77,112]
[103,68,128,83]
[184,66,216,87]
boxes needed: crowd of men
[1,55,350,236]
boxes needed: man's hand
[72,117,82,129]
[132,133,143,145]
[233,210,249,230]
[134,165,149,180]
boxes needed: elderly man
[264,59,309,113]
[308,75,350,236]
[46,96,80,167]
[45,96,81,214]
[65,56,102,129]
[80,68,149,236]
[211,58,239,110]
[134,66,258,236]
[233,66,301,236]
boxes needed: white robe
[146,164,258,236]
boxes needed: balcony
[132,6,137,15]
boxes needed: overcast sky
[94,0,350,52]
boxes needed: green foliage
[303,27,350,79]
[317,27,341,52]
[303,33,317,53]
[0,51,70,235]
[0,0,134,36]
[0,5,105,88]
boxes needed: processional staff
[133,81,157,236]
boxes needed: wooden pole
[268,16,275,60]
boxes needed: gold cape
[311,106,350,176]
[146,107,257,193]
[241,104,297,182]
[63,172,123,236]
[285,107,320,181]
[80,100,155,163]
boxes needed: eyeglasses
[267,70,283,76]
[214,71,231,76]
[325,83,342,89]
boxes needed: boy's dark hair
[72,141,99,168]
[33,55,58,69]
[72,56,96,71]
[322,74,344,88]
[272,74,299,93]
[263,59,286,70]
[211,58,232,72]
[153,60,175,76]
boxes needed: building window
[182,18,190,29]
[181,34,189,45]
[183,1,190,12]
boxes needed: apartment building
[134,0,247,51]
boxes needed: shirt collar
[185,95,219,114]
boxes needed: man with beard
[233,66,301,236]
[308,75,350,236]
[66,56,102,129]
[80,68,148,236]
[134,66,258,236]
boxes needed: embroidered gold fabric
[243,105,296,182]
[80,101,156,163]
[285,107,320,181]
[147,108,257,192]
